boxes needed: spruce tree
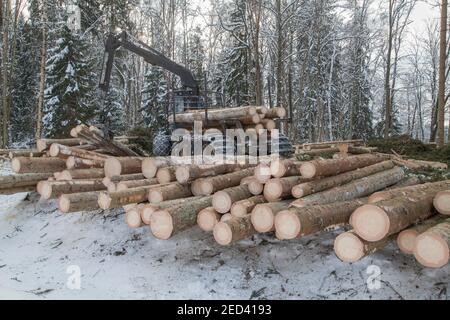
[43,25,96,138]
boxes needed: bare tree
[437,0,448,146]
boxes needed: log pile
[2,130,450,269]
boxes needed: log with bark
[299,154,389,179]
[58,191,102,213]
[56,168,105,180]
[264,176,309,202]
[175,163,241,183]
[104,157,144,177]
[110,179,158,192]
[250,201,291,233]
[142,157,188,179]
[197,207,222,232]
[413,219,450,268]
[393,158,448,171]
[140,196,202,225]
[212,185,253,214]
[270,159,302,178]
[368,180,450,204]
[275,198,368,240]
[291,161,395,198]
[0,186,36,195]
[200,168,254,195]
[302,139,364,150]
[150,196,212,239]
[8,150,44,159]
[75,125,139,156]
[433,190,450,215]
[296,148,340,157]
[351,190,441,242]
[36,138,84,152]
[213,215,256,246]
[231,195,266,218]
[397,216,447,254]
[169,106,259,123]
[12,157,67,174]
[40,179,106,200]
[102,174,146,187]
[98,185,159,209]
[0,173,54,190]
[264,107,286,119]
[148,183,192,203]
[334,230,394,263]
[291,167,405,208]
[66,156,104,170]
[49,143,107,161]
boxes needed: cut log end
[175,167,190,184]
[433,190,450,215]
[58,195,71,213]
[156,168,174,184]
[40,182,52,200]
[49,144,60,157]
[148,190,164,204]
[397,229,419,255]
[220,213,233,222]
[230,203,248,218]
[299,162,316,179]
[274,210,301,240]
[248,180,264,196]
[213,222,233,246]
[251,204,275,233]
[66,157,76,169]
[200,181,214,196]
[142,158,158,179]
[126,210,143,228]
[57,171,72,181]
[270,159,286,178]
[150,210,173,240]
[263,179,282,202]
[254,164,271,183]
[334,232,365,263]
[291,185,306,199]
[141,206,157,225]
[11,158,21,173]
[212,191,232,214]
[414,233,449,268]
[197,208,220,232]
[351,205,390,242]
[98,193,112,210]
[104,158,122,177]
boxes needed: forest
[0,0,448,149]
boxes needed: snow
[0,160,449,300]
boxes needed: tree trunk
[104,157,143,177]
[175,164,241,183]
[384,0,394,138]
[169,106,256,123]
[231,195,266,218]
[437,0,448,146]
[112,178,158,192]
[11,157,67,173]
[414,219,450,268]
[150,196,212,239]
[352,191,440,242]
[250,200,291,233]
[334,230,394,263]
[0,185,36,195]
[40,179,106,200]
[49,144,106,161]
[292,160,395,198]
[200,168,254,195]
[102,174,146,187]
[292,167,405,208]
[275,198,368,240]
[35,1,47,140]
[300,154,389,179]
[148,182,192,203]
[213,215,256,246]
[212,185,253,214]
[397,215,447,254]
[58,191,102,213]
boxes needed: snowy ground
[0,160,449,300]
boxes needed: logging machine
[99,31,292,156]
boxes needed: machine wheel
[152,133,172,156]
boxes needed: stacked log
[413,219,450,268]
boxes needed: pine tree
[43,25,96,138]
